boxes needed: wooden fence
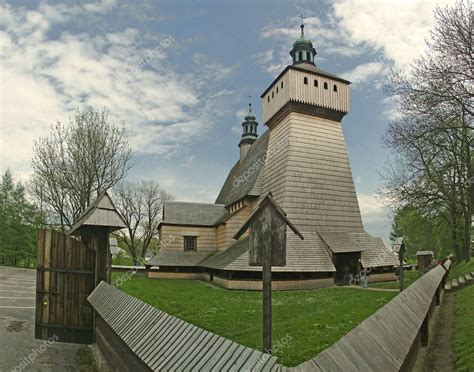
[88,282,280,371]
[87,261,451,371]
[294,260,451,371]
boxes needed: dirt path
[421,292,455,372]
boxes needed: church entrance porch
[334,252,361,285]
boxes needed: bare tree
[31,107,133,230]
[113,180,173,264]
[381,1,473,261]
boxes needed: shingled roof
[147,251,216,267]
[162,201,228,227]
[201,230,336,272]
[318,231,365,254]
[215,130,270,206]
[350,231,398,268]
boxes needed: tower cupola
[290,15,317,65]
[238,99,258,163]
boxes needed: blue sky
[0,0,454,242]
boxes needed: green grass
[112,255,135,266]
[114,274,397,366]
[370,270,420,290]
[454,285,474,371]
[449,258,474,280]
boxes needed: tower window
[333,84,338,92]
[303,77,308,85]
[281,81,283,89]
[306,51,310,60]
[314,79,318,87]
[184,236,197,252]
[268,96,270,102]
[324,82,328,90]
[272,91,274,98]
[276,87,279,93]
[298,51,302,61]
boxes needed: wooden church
[146,22,398,290]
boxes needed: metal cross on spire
[299,13,305,36]
[248,95,252,112]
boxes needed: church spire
[238,97,258,163]
[290,14,317,66]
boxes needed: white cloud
[0,1,236,180]
[258,1,452,79]
[83,0,117,14]
[332,0,454,72]
[358,193,392,243]
[340,61,387,87]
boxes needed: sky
[0,0,455,243]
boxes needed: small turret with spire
[289,14,317,66]
[238,97,258,164]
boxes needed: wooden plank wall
[35,229,95,344]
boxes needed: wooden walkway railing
[293,261,451,372]
[88,282,280,371]
[87,261,451,371]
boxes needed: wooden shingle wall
[261,111,364,233]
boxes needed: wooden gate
[35,229,95,344]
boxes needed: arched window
[303,77,308,85]
[314,79,318,87]
[324,82,328,90]
[306,51,311,61]
[298,51,302,61]
[281,81,283,89]
[272,91,274,98]
[333,84,338,92]
[268,96,270,102]
[276,87,279,93]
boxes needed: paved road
[0,266,94,371]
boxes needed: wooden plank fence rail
[87,262,450,371]
[294,260,452,372]
[87,282,281,372]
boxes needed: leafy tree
[113,180,173,264]
[381,1,473,261]
[0,170,44,267]
[31,107,133,230]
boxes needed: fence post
[421,316,429,346]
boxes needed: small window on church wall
[184,236,197,252]
[324,82,328,89]
[276,87,279,93]
[333,84,338,92]
[306,51,310,60]
[314,79,318,87]
[281,81,283,89]
[304,77,308,85]
[268,96,270,102]
[272,91,274,98]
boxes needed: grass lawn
[449,257,474,280]
[114,274,397,366]
[370,270,420,290]
[454,285,474,371]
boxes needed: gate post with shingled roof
[69,190,127,286]
[234,192,303,354]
